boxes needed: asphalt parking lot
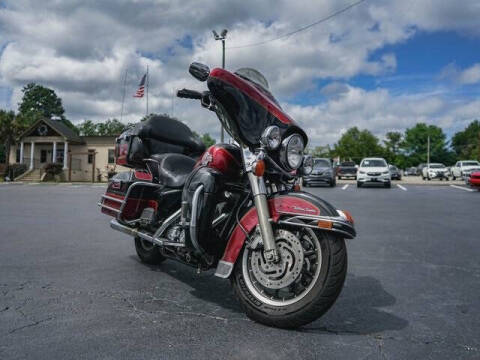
[0,183,479,359]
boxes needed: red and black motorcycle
[99,63,356,328]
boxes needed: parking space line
[396,184,407,191]
[342,184,349,190]
[450,184,474,192]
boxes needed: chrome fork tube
[247,172,279,263]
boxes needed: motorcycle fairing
[207,68,307,148]
[214,192,356,278]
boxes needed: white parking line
[342,184,349,190]
[450,184,474,192]
[396,184,407,191]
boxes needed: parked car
[303,158,336,187]
[404,167,418,176]
[417,163,427,176]
[451,160,480,180]
[422,163,449,180]
[357,157,391,188]
[389,165,402,180]
[336,161,357,179]
[466,170,480,190]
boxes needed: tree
[0,110,29,168]
[200,133,216,147]
[451,120,480,161]
[77,120,98,136]
[95,119,127,136]
[18,83,65,122]
[403,123,454,165]
[333,127,383,163]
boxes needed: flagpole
[120,68,128,122]
[146,65,149,116]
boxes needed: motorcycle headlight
[260,126,281,150]
[280,134,304,170]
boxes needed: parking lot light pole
[212,29,228,143]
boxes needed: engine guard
[214,191,356,278]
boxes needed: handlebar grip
[177,88,202,100]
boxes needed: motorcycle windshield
[207,68,307,148]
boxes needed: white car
[451,160,480,179]
[357,157,391,188]
[422,163,449,180]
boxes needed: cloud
[440,63,480,85]
[0,0,479,145]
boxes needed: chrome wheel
[242,227,322,306]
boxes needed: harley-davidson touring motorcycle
[99,62,356,328]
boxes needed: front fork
[244,149,279,263]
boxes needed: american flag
[133,73,146,98]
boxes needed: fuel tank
[195,144,242,179]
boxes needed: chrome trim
[101,194,123,203]
[117,181,162,221]
[190,185,205,255]
[153,209,181,240]
[212,213,228,228]
[110,219,161,245]
[97,203,120,213]
[214,260,234,278]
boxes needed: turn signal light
[341,210,354,224]
[253,160,265,176]
[293,184,301,192]
[317,220,333,229]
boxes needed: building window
[40,150,47,163]
[88,150,94,164]
[16,148,21,163]
[108,149,115,164]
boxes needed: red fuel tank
[196,144,242,179]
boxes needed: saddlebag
[115,115,205,168]
[100,171,182,223]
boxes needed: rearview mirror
[189,62,210,82]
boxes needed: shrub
[44,162,63,176]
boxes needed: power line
[227,0,367,50]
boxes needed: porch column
[63,141,68,169]
[19,142,24,164]
[52,141,57,163]
[29,142,35,170]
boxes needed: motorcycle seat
[149,153,196,188]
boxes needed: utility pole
[213,29,228,143]
[120,68,128,122]
[427,135,430,167]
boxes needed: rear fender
[214,191,356,278]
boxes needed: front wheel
[134,237,166,265]
[231,227,347,328]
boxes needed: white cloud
[0,0,479,145]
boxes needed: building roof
[19,117,84,144]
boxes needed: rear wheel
[231,226,347,328]
[384,181,391,188]
[357,181,362,188]
[134,237,166,265]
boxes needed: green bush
[44,162,63,175]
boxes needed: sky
[0,0,479,147]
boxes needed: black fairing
[207,69,307,148]
[149,153,195,188]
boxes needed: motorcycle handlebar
[177,88,203,100]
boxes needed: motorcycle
[99,62,356,328]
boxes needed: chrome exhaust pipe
[110,219,163,246]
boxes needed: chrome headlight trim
[280,134,305,171]
[260,126,281,150]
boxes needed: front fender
[214,191,356,278]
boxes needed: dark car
[336,161,357,180]
[389,165,402,180]
[303,158,336,187]
[404,167,417,176]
